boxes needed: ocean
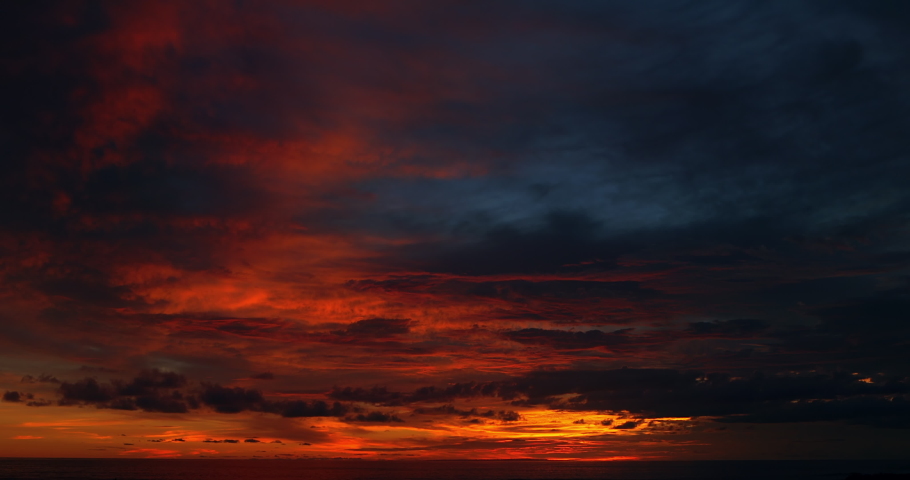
[1,459,909,480]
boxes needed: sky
[1,0,909,461]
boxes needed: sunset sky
[2,0,909,460]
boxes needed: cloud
[198,384,265,414]
[419,212,616,277]
[685,319,770,337]
[3,391,24,402]
[116,370,188,395]
[20,369,366,419]
[814,293,910,335]
[497,410,522,422]
[335,318,412,337]
[108,392,192,414]
[413,382,510,402]
[272,400,348,418]
[329,386,406,406]
[197,384,349,417]
[411,404,521,422]
[20,374,60,384]
[503,369,910,418]
[717,395,910,428]
[57,370,195,413]
[612,421,641,430]
[59,378,117,404]
[326,367,910,428]
[2,0,910,459]
[350,411,404,423]
[502,327,634,350]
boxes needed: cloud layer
[1,0,910,460]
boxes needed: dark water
[1,459,909,480]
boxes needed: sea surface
[1,459,909,480]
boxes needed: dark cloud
[332,381,510,407]
[336,318,412,337]
[413,381,511,403]
[814,293,910,335]
[112,391,191,414]
[419,212,618,276]
[350,411,404,423]
[274,400,348,418]
[497,410,522,422]
[24,370,365,419]
[79,366,120,374]
[328,386,406,406]
[250,372,275,380]
[502,327,634,350]
[412,404,491,417]
[717,395,910,428]
[77,161,265,219]
[115,369,187,396]
[141,380,351,418]
[686,319,770,337]
[411,404,521,422]
[20,374,60,384]
[507,369,909,418]
[344,274,673,326]
[336,368,909,428]
[3,391,23,402]
[500,320,774,352]
[612,420,641,430]
[57,370,192,413]
[198,384,265,414]
[58,378,117,404]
